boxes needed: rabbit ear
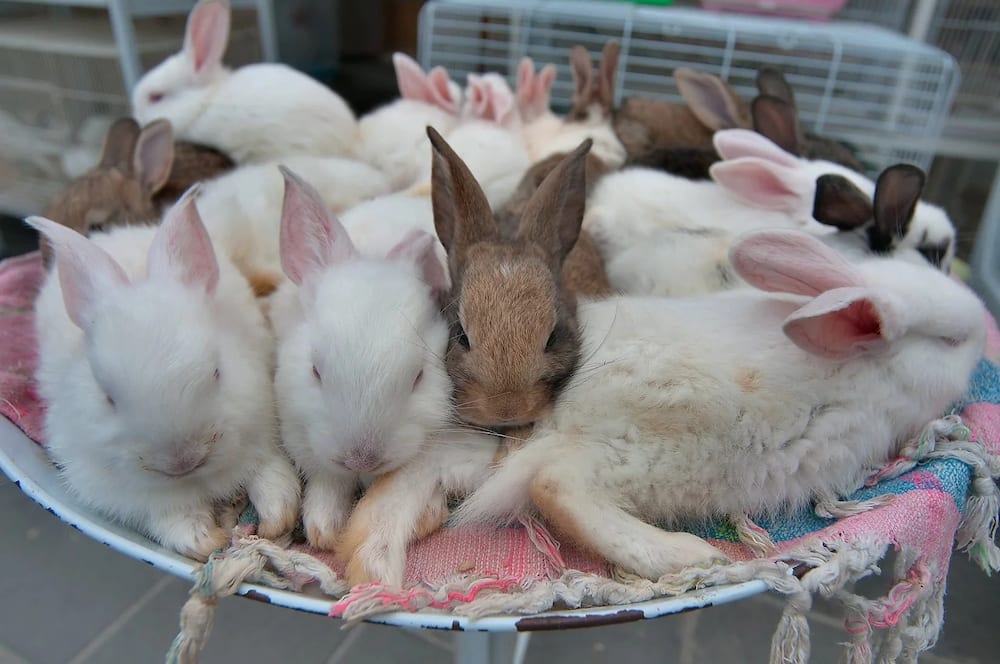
[756,67,797,106]
[99,118,141,172]
[184,0,230,75]
[751,95,803,156]
[147,185,219,295]
[709,157,810,212]
[516,57,536,107]
[133,119,175,194]
[517,138,591,266]
[516,58,555,120]
[278,166,357,287]
[427,66,461,114]
[535,63,556,106]
[675,68,743,131]
[427,126,497,260]
[713,128,799,166]
[464,74,491,118]
[730,229,863,297]
[869,164,925,252]
[569,45,593,115]
[784,287,900,359]
[394,52,433,102]
[597,41,619,114]
[386,229,450,295]
[488,79,517,126]
[812,174,873,230]
[24,216,129,330]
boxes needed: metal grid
[837,0,913,31]
[0,9,262,217]
[419,0,959,176]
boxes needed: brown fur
[39,117,234,268]
[428,127,590,431]
[498,152,615,299]
[528,475,601,559]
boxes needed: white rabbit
[270,168,456,550]
[452,229,986,579]
[29,189,301,561]
[358,53,462,190]
[132,0,358,164]
[194,155,390,295]
[515,57,561,162]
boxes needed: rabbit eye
[213,368,221,382]
[455,325,471,350]
[545,330,558,352]
[312,365,321,383]
[148,92,164,104]
[412,369,424,390]
[105,394,115,409]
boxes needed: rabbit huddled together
[27,0,983,586]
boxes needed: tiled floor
[1,476,998,664]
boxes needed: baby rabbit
[515,57,560,162]
[270,169,452,550]
[358,53,462,190]
[453,229,986,579]
[40,118,175,267]
[427,126,590,432]
[132,0,358,163]
[29,189,300,560]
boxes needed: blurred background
[0,1,998,662]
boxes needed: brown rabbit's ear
[756,68,796,107]
[99,118,141,172]
[812,174,873,230]
[427,126,496,260]
[569,45,594,115]
[133,119,175,194]
[518,138,592,266]
[869,164,925,251]
[752,95,802,156]
[597,41,620,114]
[676,68,743,131]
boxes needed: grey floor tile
[933,554,1000,664]
[337,623,443,663]
[0,484,166,664]
[84,579,350,664]
[523,612,687,664]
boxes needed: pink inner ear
[730,229,862,296]
[517,57,535,102]
[394,52,432,103]
[279,167,357,286]
[490,84,516,126]
[186,0,229,74]
[147,188,219,295]
[714,129,799,167]
[386,229,450,294]
[709,157,806,212]
[427,67,459,114]
[783,288,890,360]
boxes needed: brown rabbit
[428,126,590,431]
[614,65,751,160]
[39,117,235,268]
[754,68,864,171]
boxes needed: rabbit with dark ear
[428,126,590,431]
[615,66,750,162]
[157,140,234,202]
[753,68,864,171]
[40,118,175,267]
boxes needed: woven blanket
[3,252,998,664]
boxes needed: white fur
[132,1,357,163]
[31,212,299,560]
[270,178,454,549]
[532,105,627,170]
[452,231,986,579]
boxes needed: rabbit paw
[166,512,230,562]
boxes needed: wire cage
[418,0,960,177]
[0,9,262,218]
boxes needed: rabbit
[528,42,627,170]
[516,57,561,162]
[193,155,391,297]
[753,67,864,171]
[157,139,235,202]
[427,126,591,432]
[40,118,176,268]
[451,229,987,580]
[28,188,301,561]
[601,161,950,298]
[132,0,358,164]
[269,168,454,550]
[614,66,750,161]
[358,53,463,190]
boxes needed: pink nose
[343,448,381,473]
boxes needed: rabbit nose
[343,447,382,473]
